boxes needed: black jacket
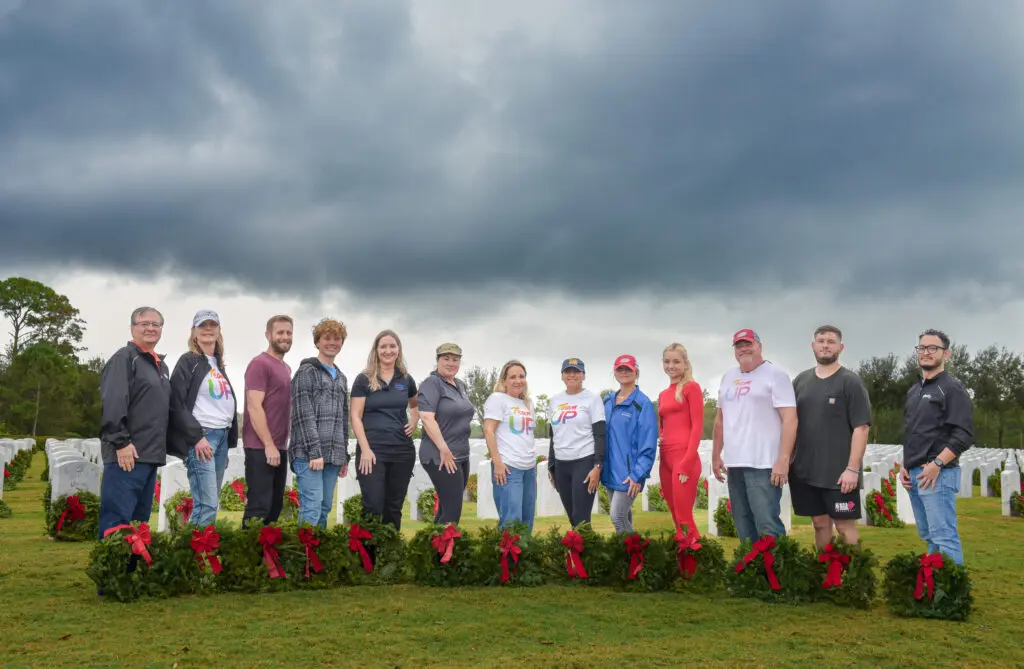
[168,351,239,460]
[100,341,171,466]
[903,370,974,468]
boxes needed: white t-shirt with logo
[717,362,796,469]
[549,389,605,461]
[483,392,536,470]
[192,356,237,430]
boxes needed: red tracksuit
[658,381,705,538]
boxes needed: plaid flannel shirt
[289,358,350,466]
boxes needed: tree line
[2,276,1022,448]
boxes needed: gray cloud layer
[2,1,1022,305]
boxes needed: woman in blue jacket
[601,354,658,533]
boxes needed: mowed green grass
[2,459,1023,669]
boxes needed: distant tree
[0,342,78,435]
[534,393,550,438]
[464,365,499,427]
[0,277,85,362]
[962,346,1024,448]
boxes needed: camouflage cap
[436,342,463,357]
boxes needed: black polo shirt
[903,370,974,469]
[351,372,417,462]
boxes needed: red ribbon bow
[433,493,439,517]
[562,531,589,579]
[499,530,521,583]
[431,524,462,564]
[819,543,850,589]
[286,489,299,507]
[873,493,892,521]
[726,499,732,513]
[675,530,702,579]
[883,479,894,498]
[348,524,374,573]
[231,480,247,503]
[914,553,944,601]
[176,497,194,524]
[298,528,323,578]
[104,522,153,566]
[153,480,161,500]
[190,526,223,574]
[624,534,649,580]
[3,466,8,479]
[735,536,781,591]
[258,526,286,579]
[56,495,86,532]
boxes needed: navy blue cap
[561,357,585,372]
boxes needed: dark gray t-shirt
[791,366,872,489]
[417,372,474,464]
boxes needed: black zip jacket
[168,351,239,460]
[903,370,973,469]
[100,341,171,466]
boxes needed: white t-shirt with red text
[717,361,795,469]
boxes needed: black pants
[242,447,289,528]
[424,460,469,524]
[357,454,415,530]
[553,455,597,528]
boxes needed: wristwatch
[932,457,945,468]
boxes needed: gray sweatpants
[609,489,635,533]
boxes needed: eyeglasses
[134,321,164,329]
[914,345,945,353]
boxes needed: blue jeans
[727,467,785,543]
[292,458,341,529]
[492,465,537,533]
[907,465,963,565]
[97,462,158,539]
[185,428,230,527]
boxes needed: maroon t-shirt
[242,352,292,450]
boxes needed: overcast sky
[2,1,1023,403]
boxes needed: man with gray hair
[97,306,172,538]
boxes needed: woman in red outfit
[657,343,704,537]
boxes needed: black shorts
[789,476,861,520]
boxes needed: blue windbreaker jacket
[600,387,658,492]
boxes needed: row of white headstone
[44,439,103,510]
[0,437,36,503]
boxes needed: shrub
[343,494,364,524]
[987,471,1002,498]
[695,477,708,509]
[972,469,980,486]
[598,485,610,513]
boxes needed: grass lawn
[2,458,1023,668]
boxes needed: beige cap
[436,342,463,357]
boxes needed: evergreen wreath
[416,488,437,521]
[810,535,878,610]
[469,521,545,586]
[728,534,817,604]
[407,523,476,586]
[666,526,727,594]
[695,477,708,509]
[881,551,973,621]
[607,530,672,592]
[164,490,194,534]
[539,522,616,586]
[1010,491,1024,517]
[866,489,904,528]
[47,492,100,541]
[645,483,668,512]
[713,497,736,537]
[219,477,247,512]
[343,493,364,524]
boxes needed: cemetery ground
[2,458,1023,669]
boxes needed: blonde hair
[494,359,532,409]
[363,330,409,392]
[189,327,225,371]
[663,343,694,402]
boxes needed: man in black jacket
[899,329,973,565]
[97,306,171,538]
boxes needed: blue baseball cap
[561,357,585,372]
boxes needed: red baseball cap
[732,328,760,345]
[613,354,638,371]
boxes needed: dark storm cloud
[1,1,1022,304]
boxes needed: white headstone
[534,461,563,517]
[780,482,793,532]
[156,461,191,532]
[979,463,998,497]
[50,458,101,502]
[959,464,976,498]
[895,477,916,525]
[334,467,360,523]
[1001,469,1018,516]
[860,472,881,526]
[477,460,499,519]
